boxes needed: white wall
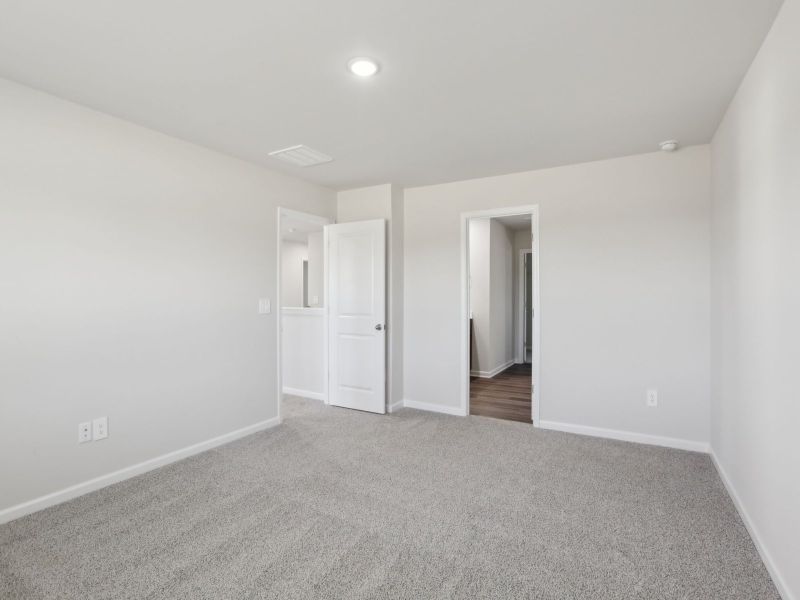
[404,146,711,446]
[710,1,800,597]
[307,231,324,307]
[489,219,514,371]
[281,309,325,399]
[390,185,405,409]
[469,218,514,376]
[0,78,335,515]
[337,184,392,223]
[280,240,308,307]
[468,219,492,372]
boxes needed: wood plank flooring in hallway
[470,363,532,423]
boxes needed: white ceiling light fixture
[659,139,679,152]
[268,144,333,167]
[348,57,379,77]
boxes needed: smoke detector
[268,145,333,167]
[659,139,679,152]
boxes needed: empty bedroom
[1,1,798,598]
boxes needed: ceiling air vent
[268,144,333,167]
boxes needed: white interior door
[326,219,386,413]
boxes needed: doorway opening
[276,207,332,422]
[277,209,389,421]
[461,206,540,425]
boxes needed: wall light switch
[646,389,658,407]
[78,422,92,443]
[92,416,108,440]
[258,298,271,314]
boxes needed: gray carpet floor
[0,397,779,599]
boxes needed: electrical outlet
[92,416,108,440]
[646,389,658,407]
[78,422,92,443]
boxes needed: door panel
[326,220,386,413]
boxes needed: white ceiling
[0,0,782,190]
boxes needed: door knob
[375,324,383,331]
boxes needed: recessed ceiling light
[348,57,379,77]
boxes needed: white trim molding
[470,359,515,379]
[282,387,325,401]
[404,399,467,417]
[538,420,710,453]
[387,400,404,414]
[0,416,281,525]
[710,450,795,600]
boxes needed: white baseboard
[282,387,325,401]
[710,449,794,600]
[404,399,467,417]
[538,420,710,453]
[0,416,281,525]
[387,400,404,413]
[470,359,515,379]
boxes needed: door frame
[276,207,333,423]
[517,249,533,364]
[460,205,541,426]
